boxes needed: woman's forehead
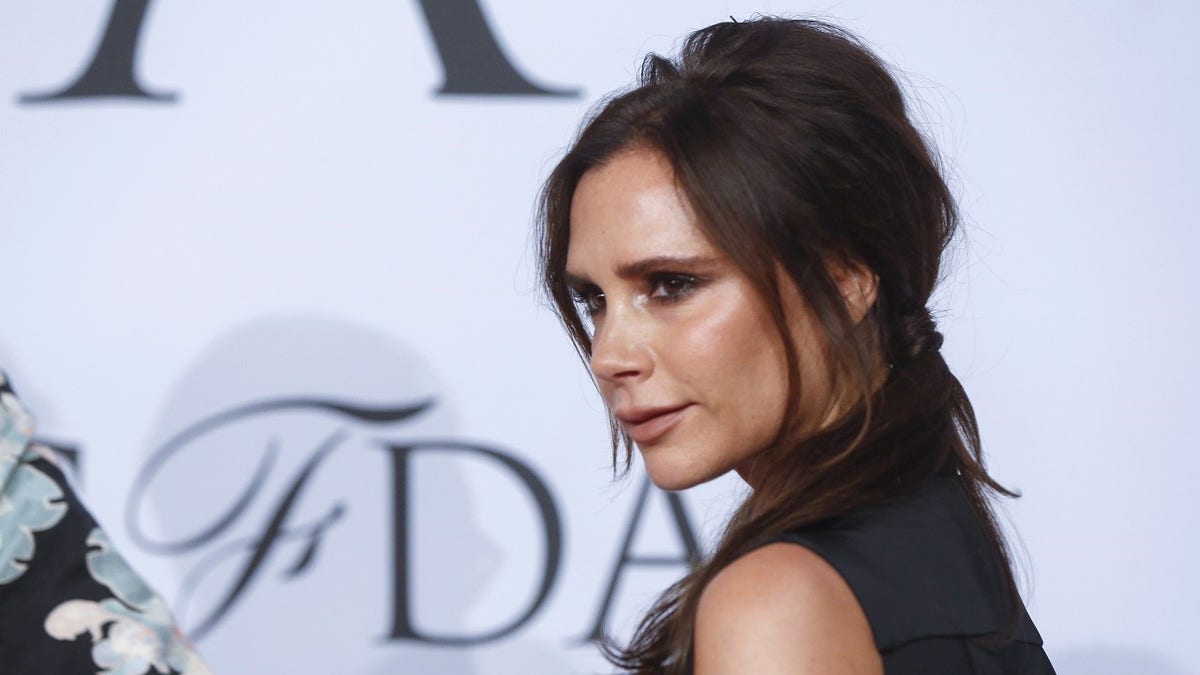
[566,150,713,274]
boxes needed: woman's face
[565,148,829,491]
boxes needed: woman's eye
[648,274,698,301]
[570,287,605,316]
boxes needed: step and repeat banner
[2,1,1196,673]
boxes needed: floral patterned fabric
[0,373,211,674]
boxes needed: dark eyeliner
[647,272,702,303]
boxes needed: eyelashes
[570,285,606,317]
[647,272,700,302]
[569,273,703,318]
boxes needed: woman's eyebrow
[615,255,719,278]
[565,255,718,288]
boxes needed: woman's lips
[618,404,692,445]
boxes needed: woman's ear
[828,259,878,325]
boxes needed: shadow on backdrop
[128,314,509,673]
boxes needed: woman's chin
[645,473,698,493]
[641,452,719,493]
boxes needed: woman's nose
[589,308,652,384]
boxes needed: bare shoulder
[694,542,882,675]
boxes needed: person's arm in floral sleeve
[0,372,211,674]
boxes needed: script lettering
[125,396,432,637]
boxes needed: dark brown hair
[537,17,1017,673]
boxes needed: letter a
[21,0,176,103]
[414,0,577,97]
[581,477,701,643]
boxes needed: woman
[537,17,1055,674]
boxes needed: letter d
[380,441,562,645]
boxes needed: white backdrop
[2,1,1197,673]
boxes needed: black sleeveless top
[764,478,1056,674]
